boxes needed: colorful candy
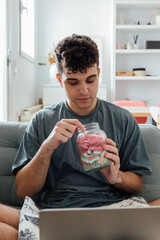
[77,133,111,172]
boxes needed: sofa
[0,121,160,207]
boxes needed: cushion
[137,124,160,202]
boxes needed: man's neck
[66,98,98,116]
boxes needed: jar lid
[133,68,146,71]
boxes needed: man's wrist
[40,141,55,159]
[114,171,123,187]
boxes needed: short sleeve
[12,115,41,175]
[119,114,152,176]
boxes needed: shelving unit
[111,0,160,105]
[115,76,160,81]
[116,49,160,54]
[116,25,160,31]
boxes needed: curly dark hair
[55,34,99,77]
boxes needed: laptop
[39,206,160,240]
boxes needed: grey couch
[0,121,160,207]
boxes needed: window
[19,0,35,62]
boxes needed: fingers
[61,119,85,132]
[56,119,84,137]
[45,119,84,152]
[103,138,119,156]
[51,119,85,146]
[103,138,120,166]
[100,138,121,184]
[56,121,76,137]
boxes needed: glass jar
[76,122,111,172]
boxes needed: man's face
[58,64,100,115]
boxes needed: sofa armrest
[137,124,160,203]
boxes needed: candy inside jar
[76,122,111,172]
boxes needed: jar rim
[77,122,99,133]
[83,122,99,128]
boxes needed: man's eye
[87,80,94,84]
[68,80,78,85]
[87,77,96,83]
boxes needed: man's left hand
[100,138,122,185]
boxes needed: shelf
[116,25,160,31]
[111,0,160,104]
[117,1,160,9]
[115,76,160,81]
[116,49,160,54]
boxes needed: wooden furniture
[113,100,148,123]
[121,106,151,117]
[20,104,43,122]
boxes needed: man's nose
[79,83,88,94]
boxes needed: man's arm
[100,138,143,194]
[15,119,84,201]
[113,171,143,194]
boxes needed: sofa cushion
[137,124,160,202]
[0,121,28,206]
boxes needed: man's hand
[43,119,85,153]
[100,138,143,194]
[15,119,85,200]
[100,138,122,185]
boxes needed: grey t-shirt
[12,99,152,208]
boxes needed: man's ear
[56,73,63,87]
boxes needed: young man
[0,34,159,240]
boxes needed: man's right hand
[43,119,85,153]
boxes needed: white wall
[8,0,37,121]
[36,0,112,101]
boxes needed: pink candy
[88,154,98,161]
[77,134,104,151]
[76,125,110,172]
